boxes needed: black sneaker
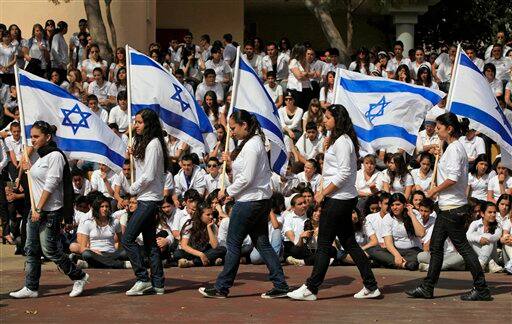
[404,261,419,271]
[261,287,290,299]
[460,287,493,301]
[198,287,227,299]
[405,286,434,299]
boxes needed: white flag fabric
[448,50,512,168]
[127,46,216,154]
[16,69,127,172]
[231,52,288,175]
[334,69,444,155]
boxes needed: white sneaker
[286,256,306,266]
[153,287,165,295]
[353,286,381,299]
[126,281,153,296]
[124,261,132,269]
[69,273,89,297]
[418,263,429,272]
[488,260,503,273]
[287,284,317,301]
[76,260,89,269]
[10,287,38,299]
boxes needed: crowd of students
[1,19,512,286]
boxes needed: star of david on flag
[61,104,92,134]
[15,68,127,172]
[170,83,191,112]
[365,96,391,122]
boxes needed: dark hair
[352,208,364,232]
[409,190,425,204]
[436,112,463,138]
[223,33,233,42]
[291,44,306,66]
[174,68,185,77]
[469,154,491,176]
[266,71,277,79]
[87,94,98,102]
[31,120,57,138]
[483,63,496,76]
[305,158,320,174]
[379,191,391,203]
[117,90,127,101]
[91,195,113,227]
[133,109,170,171]
[31,23,45,40]
[389,153,410,186]
[202,90,219,122]
[244,39,255,48]
[418,152,433,169]
[291,193,303,207]
[183,188,202,202]
[393,40,404,49]
[180,202,212,250]
[229,109,266,160]
[419,197,435,211]
[271,192,286,214]
[92,66,104,79]
[324,70,336,101]
[481,202,498,234]
[115,67,126,86]
[279,37,291,51]
[305,121,317,131]
[325,104,360,158]
[415,66,433,87]
[328,47,340,56]
[200,34,210,43]
[497,194,512,216]
[181,153,194,163]
[355,47,371,75]
[388,193,415,238]
[394,64,411,83]
[210,46,222,55]
[364,193,381,216]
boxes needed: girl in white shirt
[406,112,491,301]
[287,44,314,111]
[199,109,289,299]
[382,153,414,199]
[467,154,494,201]
[487,158,512,203]
[80,44,107,83]
[279,92,304,142]
[10,121,88,299]
[356,154,382,198]
[122,109,168,296]
[411,152,434,192]
[288,104,380,301]
[414,65,438,90]
[319,71,335,109]
[348,47,374,75]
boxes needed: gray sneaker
[126,281,153,296]
[153,287,165,295]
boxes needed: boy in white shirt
[242,40,263,79]
[293,122,324,164]
[108,91,129,133]
[263,71,283,108]
[86,94,108,124]
[173,154,207,206]
[4,122,22,181]
[195,69,224,105]
[90,163,116,199]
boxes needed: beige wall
[0,0,156,55]
[156,0,244,44]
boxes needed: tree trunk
[83,0,113,63]
[104,0,117,49]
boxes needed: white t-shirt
[487,175,512,200]
[73,178,92,196]
[217,217,252,248]
[282,212,307,244]
[77,218,121,253]
[205,59,231,83]
[287,59,311,91]
[319,86,334,104]
[386,57,412,74]
[80,59,108,80]
[4,136,22,161]
[410,168,433,192]
[468,172,494,201]
[278,107,304,132]
[382,214,422,249]
[382,171,414,194]
[348,61,375,75]
[108,105,130,133]
[355,169,382,195]
[364,212,392,244]
[459,135,486,160]
[437,141,468,207]
[195,82,224,103]
[264,83,283,104]
[90,169,116,198]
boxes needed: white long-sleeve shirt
[321,134,358,200]
[173,165,207,197]
[466,219,502,244]
[278,107,304,132]
[50,32,68,69]
[30,151,65,211]
[226,135,272,202]
[130,138,165,201]
[437,140,468,208]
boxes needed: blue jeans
[121,200,164,288]
[215,200,288,294]
[25,210,85,291]
[250,229,283,264]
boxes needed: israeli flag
[230,49,288,175]
[127,46,216,153]
[16,68,126,172]
[334,69,445,155]
[448,48,512,167]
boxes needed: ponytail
[230,110,266,160]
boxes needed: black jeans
[215,199,288,294]
[422,205,487,292]
[306,197,378,294]
[81,249,128,269]
[173,245,227,266]
[367,245,421,268]
[121,200,164,288]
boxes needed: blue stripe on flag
[459,53,483,75]
[24,125,125,167]
[233,107,284,142]
[131,103,206,144]
[273,149,287,174]
[130,51,168,74]
[19,74,76,100]
[339,77,442,106]
[451,101,512,147]
[239,59,280,117]
[354,124,417,145]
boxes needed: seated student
[467,202,503,273]
[292,122,324,165]
[296,159,321,193]
[487,158,512,203]
[155,196,180,260]
[363,193,381,217]
[204,157,230,195]
[381,153,414,200]
[500,198,512,274]
[468,154,495,201]
[117,195,138,234]
[195,69,224,106]
[172,189,202,237]
[299,186,315,209]
[164,170,175,198]
[264,71,284,108]
[413,196,436,237]
[409,190,426,211]
[410,152,434,192]
[107,91,129,133]
[70,196,130,269]
[217,199,253,263]
[270,163,300,196]
[417,198,465,272]
[370,193,425,270]
[365,193,391,255]
[90,163,116,199]
[338,209,373,265]
[496,194,511,228]
[113,159,131,209]
[250,192,285,264]
[173,154,207,205]
[174,202,226,267]
[73,195,92,225]
[71,168,91,197]
[356,154,382,199]
[86,94,108,123]
[4,121,22,181]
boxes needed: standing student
[406,112,491,301]
[122,109,168,296]
[288,105,380,301]
[10,121,89,299]
[198,109,289,299]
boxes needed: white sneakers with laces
[9,287,39,299]
[353,286,381,299]
[287,284,317,301]
[69,273,90,297]
[126,281,153,296]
